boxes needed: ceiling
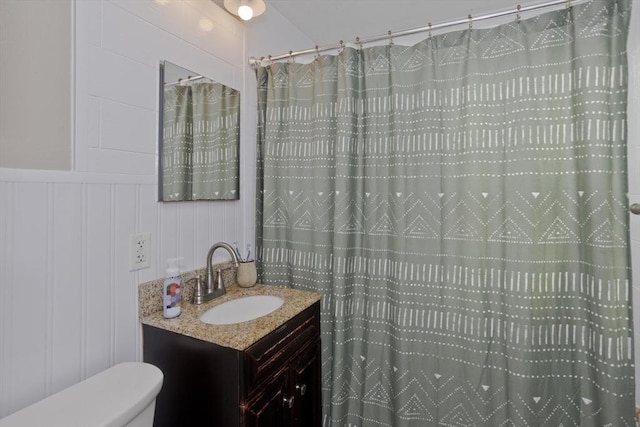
[265,0,532,47]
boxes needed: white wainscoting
[0,171,243,417]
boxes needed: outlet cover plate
[130,232,151,271]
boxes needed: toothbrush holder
[236,260,257,288]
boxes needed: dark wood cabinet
[143,301,321,427]
[243,365,287,426]
[289,339,321,426]
[244,338,320,427]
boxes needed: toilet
[0,362,163,427]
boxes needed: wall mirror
[158,60,240,201]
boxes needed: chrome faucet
[196,242,239,303]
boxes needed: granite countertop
[139,283,321,351]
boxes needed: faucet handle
[187,275,206,304]
[215,268,226,293]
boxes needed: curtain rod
[248,0,587,68]
[164,75,205,86]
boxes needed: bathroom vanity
[139,283,322,427]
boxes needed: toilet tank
[0,362,164,427]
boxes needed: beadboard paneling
[84,184,114,378]
[8,183,49,411]
[113,185,138,365]
[0,176,246,417]
[51,184,83,394]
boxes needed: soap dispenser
[163,258,182,318]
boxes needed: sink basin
[199,295,285,325]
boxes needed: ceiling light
[223,0,266,21]
[238,5,253,20]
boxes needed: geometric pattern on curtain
[162,82,239,201]
[256,0,634,425]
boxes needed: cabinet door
[290,339,321,427]
[244,368,289,427]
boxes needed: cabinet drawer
[244,302,320,394]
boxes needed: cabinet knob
[631,203,640,215]
[296,384,307,396]
[283,395,295,409]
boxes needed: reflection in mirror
[159,61,240,201]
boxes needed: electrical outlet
[130,233,151,271]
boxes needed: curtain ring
[428,22,432,39]
[338,40,345,54]
[315,45,320,61]
[468,14,473,30]
[288,51,294,63]
[388,30,393,46]
[356,36,362,50]
[516,4,522,22]
[566,0,572,8]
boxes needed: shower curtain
[255,0,633,425]
[162,82,240,200]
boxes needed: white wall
[0,0,245,417]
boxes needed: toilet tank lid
[0,362,164,427]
